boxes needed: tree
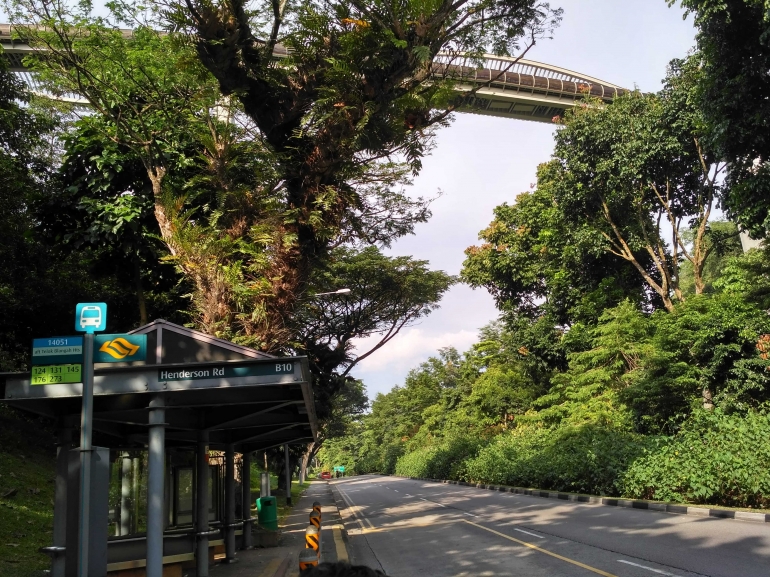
[0,49,144,368]
[39,117,188,326]
[170,0,561,332]
[295,246,455,380]
[552,59,726,311]
[462,161,655,326]
[624,293,770,428]
[290,246,453,423]
[674,0,770,235]
[677,220,743,296]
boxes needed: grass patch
[0,407,57,577]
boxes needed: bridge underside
[1,24,627,123]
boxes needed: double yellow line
[462,520,618,577]
[338,486,618,577]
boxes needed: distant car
[320,471,332,480]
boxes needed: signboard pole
[77,332,94,577]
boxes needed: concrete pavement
[330,475,770,577]
[205,480,347,577]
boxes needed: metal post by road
[284,444,291,506]
[224,443,236,562]
[146,395,166,577]
[52,422,74,577]
[241,451,253,550]
[77,332,94,577]
[131,456,140,534]
[119,452,131,536]
[196,430,210,577]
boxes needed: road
[330,475,770,577]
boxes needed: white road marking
[394,489,399,492]
[513,528,545,539]
[617,560,680,576]
[463,512,477,517]
[418,497,448,508]
[405,494,412,497]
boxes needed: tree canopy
[674,0,770,235]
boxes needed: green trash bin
[257,496,278,531]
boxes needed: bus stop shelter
[0,320,318,577]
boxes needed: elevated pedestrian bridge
[1,23,628,122]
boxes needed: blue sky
[351,0,698,399]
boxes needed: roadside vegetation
[319,0,770,509]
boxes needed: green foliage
[678,221,743,295]
[462,161,651,326]
[0,407,56,576]
[713,246,770,310]
[395,435,486,480]
[465,424,650,495]
[551,61,722,310]
[624,293,770,432]
[623,410,770,507]
[673,0,770,234]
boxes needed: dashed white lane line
[394,489,399,492]
[463,512,478,517]
[513,528,545,539]
[617,560,680,576]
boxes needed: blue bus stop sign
[75,303,107,333]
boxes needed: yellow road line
[332,524,349,562]
[338,487,376,530]
[360,519,457,534]
[462,520,619,577]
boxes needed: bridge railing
[432,52,628,102]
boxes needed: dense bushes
[395,435,486,480]
[464,424,651,495]
[390,410,770,508]
[622,410,770,507]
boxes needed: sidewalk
[206,480,348,577]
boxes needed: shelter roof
[0,320,317,452]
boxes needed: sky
[351,0,698,399]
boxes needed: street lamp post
[313,288,351,297]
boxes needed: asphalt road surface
[331,475,770,577]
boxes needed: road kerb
[394,475,770,524]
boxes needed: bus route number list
[31,364,82,385]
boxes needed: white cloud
[349,326,479,397]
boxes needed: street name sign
[158,361,294,382]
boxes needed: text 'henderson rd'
[158,362,295,382]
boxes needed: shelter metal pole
[119,453,131,536]
[131,456,140,534]
[284,444,291,506]
[224,444,237,562]
[77,332,94,577]
[52,423,73,577]
[196,430,210,577]
[241,451,253,550]
[146,395,166,577]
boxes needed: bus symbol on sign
[75,303,107,333]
